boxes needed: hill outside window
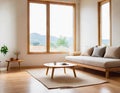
[28,1,76,54]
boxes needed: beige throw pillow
[81,47,93,56]
[104,46,120,59]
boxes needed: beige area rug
[27,68,107,89]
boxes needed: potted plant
[0,45,8,56]
[14,51,20,60]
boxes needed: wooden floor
[0,68,120,93]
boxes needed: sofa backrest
[81,46,120,59]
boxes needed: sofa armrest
[69,51,81,56]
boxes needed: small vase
[16,55,19,60]
[10,58,14,61]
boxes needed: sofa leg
[105,70,109,78]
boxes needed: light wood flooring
[0,68,120,93]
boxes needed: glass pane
[29,3,46,52]
[50,4,74,52]
[101,2,110,46]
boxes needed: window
[98,0,111,46]
[28,1,76,53]
[29,3,46,52]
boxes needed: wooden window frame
[27,0,76,54]
[98,0,112,46]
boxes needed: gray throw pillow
[92,46,106,57]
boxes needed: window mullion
[73,4,76,52]
[46,3,50,53]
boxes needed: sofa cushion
[81,47,93,56]
[65,56,120,68]
[104,46,120,59]
[92,46,106,57]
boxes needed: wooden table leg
[105,70,109,78]
[64,67,66,74]
[7,62,10,71]
[46,67,49,75]
[18,62,21,69]
[73,67,76,77]
[51,67,55,79]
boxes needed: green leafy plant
[0,45,8,56]
[56,36,68,47]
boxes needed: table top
[6,60,24,62]
[44,62,76,68]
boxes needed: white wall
[0,0,17,67]
[16,0,80,67]
[112,0,120,46]
[80,0,98,52]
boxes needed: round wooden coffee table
[44,62,77,79]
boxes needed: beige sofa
[65,46,120,78]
